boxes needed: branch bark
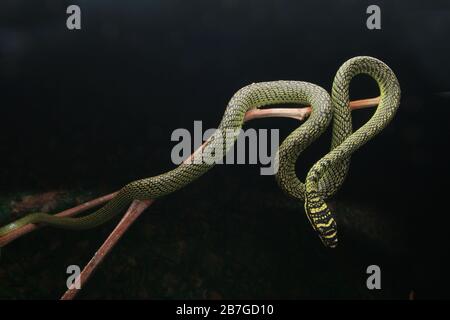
[61,199,153,300]
[0,97,379,299]
[0,192,118,247]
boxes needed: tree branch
[61,199,153,300]
[0,96,379,299]
[0,192,118,247]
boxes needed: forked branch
[0,97,380,299]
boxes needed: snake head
[304,197,338,248]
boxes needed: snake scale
[0,56,400,248]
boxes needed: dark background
[0,0,449,299]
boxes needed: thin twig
[0,192,118,247]
[61,199,153,300]
[244,97,379,121]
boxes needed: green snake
[0,56,400,248]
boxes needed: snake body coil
[0,56,400,248]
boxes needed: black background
[0,0,450,299]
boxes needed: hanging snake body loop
[304,56,400,247]
[0,56,400,248]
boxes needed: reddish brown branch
[0,96,379,248]
[0,192,118,247]
[61,199,153,300]
[244,96,379,121]
[0,96,380,299]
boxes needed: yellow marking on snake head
[315,218,335,229]
[323,231,337,239]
